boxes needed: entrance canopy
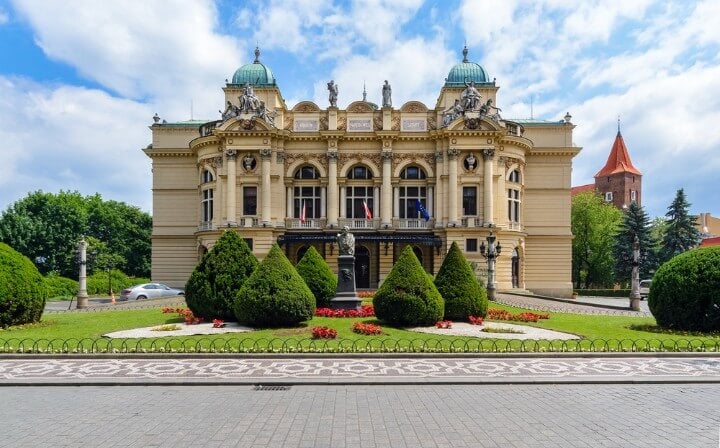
[277,233,442,247]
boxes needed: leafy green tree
[374,246,444,326]
[659,188,701,263]
[571,192,622,288]
[185,231,258,320]
[295,246,337,308]
[435,242,487,320]
[234,243,315,327]
[614,202,658,284]
[0,243,47,327]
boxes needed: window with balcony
[508,188,520,223]
[346,186,374,218]
[400,186,427,218]
[463,186,477,215]
[201,188,213,222]
[294,186,321,219]
[243,186,257,215]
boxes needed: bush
[234,243,315,327]
[185,230,258,320]
[373,246,444,326]
[649,246,720,331]
[44,273,78,298]
[0,243,47,327]
[434,242,488,320]
[296,246,337,308]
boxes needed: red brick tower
[593,130,642,209]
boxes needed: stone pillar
[483,148,495,225]
[434,150,444,227]
[260,148,272,226]
[393,186,399,219]
[286,186,292,219]
[447,148,460,226]
[328,108,338,131]
[340,186,347,219]
[321,186,327,218]
[630,235,641,311]
[428,186,434,218]
[382,107,392,130]
[381,151,393,227]
[327,151,338,227]
[373,186,380,219]
[225,149,238,225]
[76,237,89,309]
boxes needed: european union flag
[415,199,430,221]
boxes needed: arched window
[508,169,521,183]
[201,169,214,183]
[399,165,427,219]
[348,165,372,180]
[346,165,374,218]
[294,165,320,179]
[294,165,322,219]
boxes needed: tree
[614,202,658,284]
[434,242,487,320]
[571,192,622,288]
[295,246,337,308]
[659,188,700,263]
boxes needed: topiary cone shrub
[435,241,488,320]
[373,246,444,326]
[0,243,47,327]
[185,230,258,320]
[234,243,315,327]
[649,246,720,332]
[296,246,337,308]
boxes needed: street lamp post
[629,235,641,311]
[480,232,502,301]
[76,238,89,309]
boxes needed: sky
[0,0,718,219]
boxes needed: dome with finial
[230,47,277,87]
[445,45,491,87]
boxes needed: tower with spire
[592,121,642,209]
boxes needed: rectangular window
[243,238,253,250]
[605,191,613,202]
[462,186,477,215]
[201,189,213,222]
[294,186,322,218]
[630,190,636,202]
[243,186,257,215]
[466,238,478,252]
[507,189,520,223]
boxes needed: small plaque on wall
[294,119,319,132]
[401,119,427,132]
[348,119,372,132]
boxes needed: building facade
[144,48,580,297]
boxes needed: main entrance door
[511,248,519,288]
[354,246,370,288]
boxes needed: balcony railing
[286,218,326,229]
[507,221,523,231]
[461,217,482,228]
[240,217,258,227]
[394,218,434,229]
[338,218,380,230]
[197,222,214,231]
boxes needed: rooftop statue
[382,80,392,108]
[239,82,261,114]
[461,79,481,112]
[327,80,338,107]
[441,99,463,127]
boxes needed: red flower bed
[162,307,204,325]
[212,319,225,328]
[315,305,375,318]
[351,322,383,335]
[468,315,484,325]
[435,320,453,329]
[487,308,550,323]
[311,326,337,339]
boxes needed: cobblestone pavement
[0,384,717,447]
[496,293,652,316]
[2,356,719,385]
[45,296,186,313]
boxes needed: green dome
[444,46,491,87]
[230,47,277,87]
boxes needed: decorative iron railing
[1,337,718,354]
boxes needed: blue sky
[0,0,719,220]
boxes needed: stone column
[381,151,392,227]
[225,149,238,225]
[286,186,292,219]
[321,186,326,218]
[447,148,460,226]
[630,235,641,311]
[340,186,347,219]
[428,186,434,217]
[260,148,272,226]
[327,151,338,227]
[393,186,399,219]
[76,237,89,309]
[373,186,380,219]
[483,148,495,225]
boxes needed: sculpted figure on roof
[327,80,338,107]
[461,79,481,111]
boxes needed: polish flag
[300,201,306,223]
[363,200,372,220]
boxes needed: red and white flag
[363,200,372,219]
[300,201,306,223]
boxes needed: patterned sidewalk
[2,356,719,385]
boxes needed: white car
[119,283,184,301]
[639,280,652,300]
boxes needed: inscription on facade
[348,119,372,132]
[294,119,319,132]
[401,119,427,132]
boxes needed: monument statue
[382,80,392,108]
[327,80,338,107]
[442,99,463,127]
[337,226,355,256]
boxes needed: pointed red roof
[594,131,641,178]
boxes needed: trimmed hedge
[296,246,337,308]
[0,243,47,327]
[435,242,487,320]
[649,246,720,331]
[234,243,315,327]
[185,230,258,320]
[44,273,78,298]
[374,246,444,326]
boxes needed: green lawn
[1,302,718,353]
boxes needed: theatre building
[144,47,580,297]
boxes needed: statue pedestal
[330,254,362,310]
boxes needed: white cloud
[0,7,9,25]
[0,76,152,212]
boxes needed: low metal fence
[1,337,719,354]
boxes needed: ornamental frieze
[337,116,346,131]
[373,115,383,131]
[283,152,328,172]
[283,117,293,131]
[391,113,400,131]
[427,116,437,131]
[346,102,375,113]
[293,103,321,113]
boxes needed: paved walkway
[496,293,652,316]
[1,355,719,385]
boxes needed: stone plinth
[330,254,362,310]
